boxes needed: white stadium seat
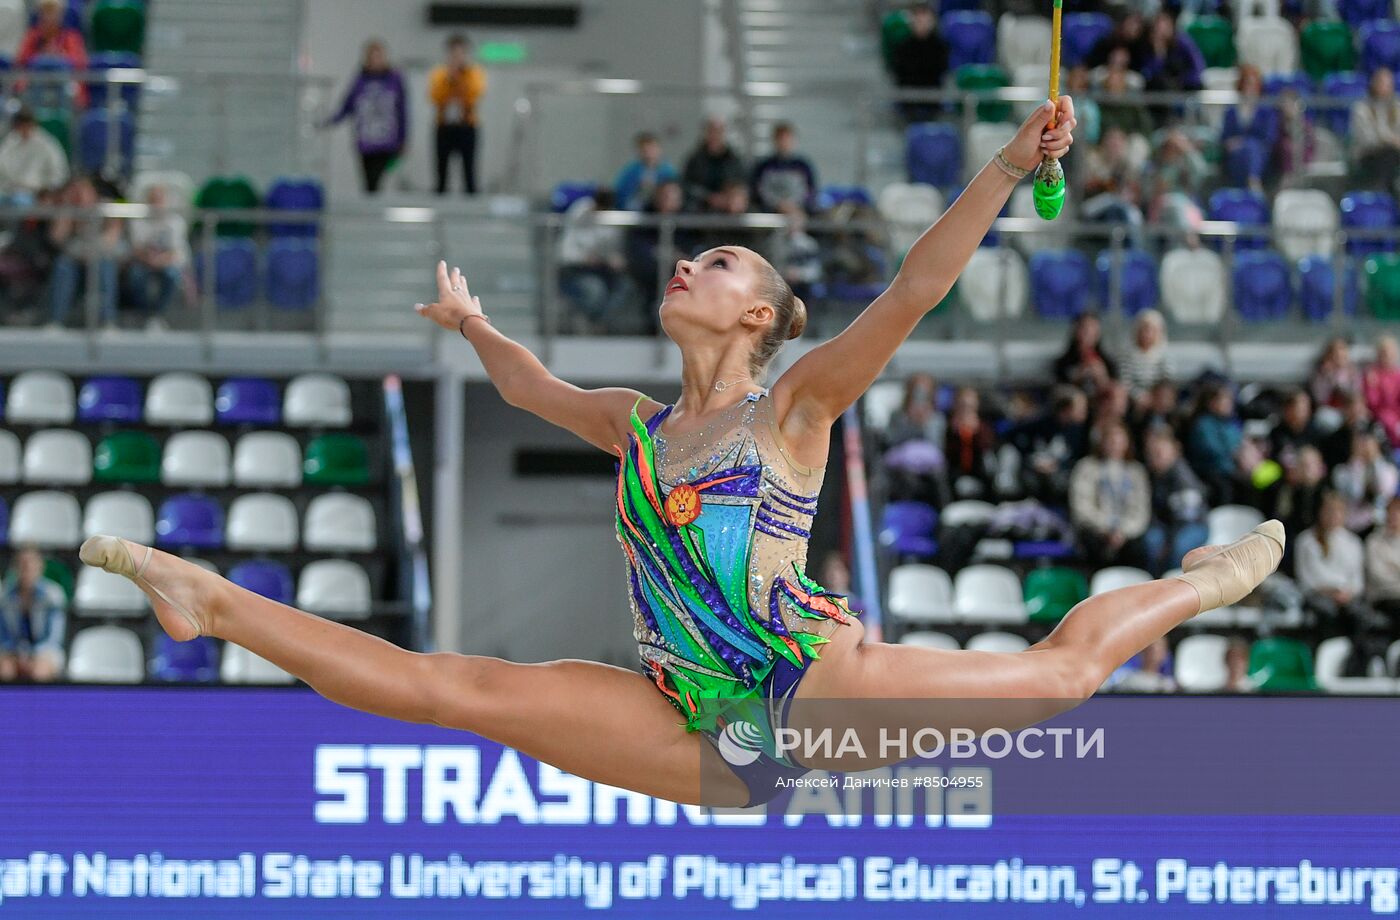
[964,122,1018,183]
[899,631,960,650]
[145,373,214,426]
[1236,16,1298,75]
[161,431,232,487]
[6,371,75,424]
[284,374,351,428]
[1272,189,1339,261]
[1090,566,1153,596]
[888,564,956,624]
[68,625,144,683]
[960,247,1028,321]
[1174,634,1230,691]
[861,380,906,432]
[954,564,1026,624]
[1008,185,1055,255]
[22,429,91,485]
[74,566,148,616]
[303,493,377,552]
[877,182,944,257]
[297,560,373,619]
[0,0,27,57]
[10,490,81,548]
[1207,504,1266,545]
[221,644,295,685]
[232,431,303,488]
[941,500,997,528]
[130,170,196,209]
[0,430,19,483]
[998,14,1053,70]
[83,492,155,543]
[225,493,299,551]
[1315,637,1398,693]
[965,631,1030,653]
[1160,248,1226,324]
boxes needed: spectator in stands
[1137,11,1204,98]
[0,546,66,683]
[1310,337,1362,411]
[1011,386,1089,504]
[682,116,747,212]
[17,0,87,106]
[322,39,408,195]
[1131,379,1182,447]
[1295,490,1374,637]
[1092,379,1132,430]
[889,2,949,124]
[1365,335,1400,448]
[886,373,943,445]
[1067,66,1101,147]
[1269,388,1321,470]
[1223,637,1255,692]
[1085,13,1147,71]
[751,122,817,215]
[614,132,678,212]
[1144,130,1209,225]
[1333,428,1398,533]
[1119,308,1173,399]
[818,550,867,618]
[1219,65,1276,192]
[1320,390,1383,468]
[1082,126,1146,246]
[769,209,823,302]
[1267,444,1327,539]
[1143,426,1209,575]
[558,189,630,334]
[1272,90,1316,185]
[1366,496,1400,622]
[1185,382,1243,504]
[944,386,999,499]
[45,176,124,328]
[1351,67,1400,194]
[1113,637,1177,692]
[1097,56,1156,141]
[428,34,487,196]
[0,186,59,314]
[698,179,767,253]
[0,108,67,205]
[624,179,691,334]
[1054,311,1118,395]
[1070,420,1151,567]
[125,183,190,330]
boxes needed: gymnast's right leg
[79,535,748,807]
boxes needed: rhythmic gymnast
[81,96,1285,808]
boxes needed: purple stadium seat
[0,497,7,547]
[151,634,218,683]
[155,494,225,549]
[24,54,72,110]
[215,377,281,426]
[77,375,142,423]
[1096,249,1159,316]
[1207,188,1271,251]
[265,239,319,310]
[207,238,258,308]
[550,182,598,213]
[1341,191,1399,254]
[1063,12,1113,67]
[1360,20,1400,74]
[86,51,142,108]
[879,501,939,558]
[1320,72,1367,134]
[906,123,961,189]
[816,185,874,209]
[1262,72,1314,96]
[1340,0,1390,26]
[1232,250,1293,321]
[228,560,294,605]
[77,109,134,177]
[265,177,324,238]
[942,12,996,70]
[1297,255,1360,321]
[1029,249,1093,319]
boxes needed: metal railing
[383,374,433,652]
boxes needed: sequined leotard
[612,386,858,776]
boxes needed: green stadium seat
[93,431,161,483]
[1248,637,1317,692]
[1023,567,1088,624]
[881,10,912,71]
[1365,254,1400,319]
[954,64,1012,123]
[43,558,74,601]
[1186,16,1236,68]
[194,175,261,238]
[91,0,146,55]
[37,108,71,158]
[303,434,370,486]
[1300,21,1356,80]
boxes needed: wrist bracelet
[459,313,492,338]
[994,146,1032,180]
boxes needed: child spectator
[613,132,678,212]
[126,183,191,329]
[1364,335,1400,448]
[750,122,817,215]
[682,116,747,212]
[0,108,67,205]
[0,546,66,683]
[1070,420,1151,567]
[323,39,408,195]
[769,209,823,302]
[428,34,487,195]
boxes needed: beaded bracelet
[459,313,492,338]
[993,146,1032,180]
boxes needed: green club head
[1033,157,1065,221]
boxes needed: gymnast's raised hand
[415,259,486,333]
[1002,94,1077,172]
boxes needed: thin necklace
[712,374,751,392]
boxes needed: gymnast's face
[660,246,772,340]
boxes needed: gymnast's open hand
[415,259,485,332]
[1002,95,1076,172]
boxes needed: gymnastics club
[1033,0,1066,220]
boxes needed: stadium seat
[1063,12,1113,66]
[943,11,996,70]
[41,557,72,599]
[265,176,324,238]
[877,182,944,257]
[302,433,369,486]
[77,376,142,423]
[1300,21,1357,79]
[1008,185,1056,255]
[77,109,134,176]
[880,9,911,69]
[1090,566,1152,595]
[233,431,302,488]
[1206,188,1270,250]
[1272,188,1340,260]
[74,564,146,616]
[265,238,319,310]
[211,238,259,309]
[68,625,144,683]
[1160,248,1227,323]
[1206,504,1266,544]
[1338,0,1389,25]
[0,0,23,58]
[1341,191,1398,255]
[10,491,81,548]
[953,564,1026,624]
[898,631,960,650]
[1319,71,1367,135]
[93,431,160,483]
[150,634,219,683]
[861,380,906,431]
[284,374,351,427]
[1096,248,1159,315]
[960,247,1028,320]
[965,631,1030,653]
[1174,634,1230,691]
[0,496,8,547]
[82,492,154,543]
[36,107,71,157]
[216,377,281,426]
[940,499,997,529]
[220,644,295,685]
[1187,16,1236,68]
[90,0,146,54]
[549,181,597,213]
[1364,253,1400,319]
[877,500,938,558]
[1023,567,1088,623]
[997,15,1052,72]
[297,560,373,620]
[145,373,214,426]
[1232,250,1293,321]
[1311,636,1396,692]
[228,560,294,605]
[1236,17,1299,75]
[6,370,74,424]
[954,63,1012,122]
[155,494,225,550]
[1262,71,1314,96]
[815,186,874,209]
[1360,19,1400,74]
[905,123,961,189]
[1248,637,1316,691]
[0,430,18,483]
[887,563,956,624]
[194,175,260,237]
[161,431,232,488]
[1297,255,1359,321]
[964,121,1017,183]
[304,493,377,552]
[22,430,90,485]
[1028,249,1093,319]
[226,493,299,552]
[23,55,72,111]
[87,51,143,109]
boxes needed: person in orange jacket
[428,34,486,195]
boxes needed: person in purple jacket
[323,39,408,194]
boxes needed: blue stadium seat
[1340,0,1390,25]
[1320,71,1367,134]
[228,560,294,605]
[906,123,961,189]
[1341,190,1399,254]
[1297,255,1360,321]
[1360,20,1400,74]
[265,176,324,238]
[1029,249,1093,319]
[77,376,142,423]
[23,54,72,110]
[879,501,939,558]
[86,51,142,109]
[1096,249,1159,316]
[27,2,82,30]
[265,239,318,310]
[1262,72,1315,96]
[1232,250,1293,321]
[0,497,7,548]
[216,377,281,426]
[77,109,134,176]
[155,494,225,550]
[815,185,874,209]
[210,238,258,309]
[1207,188,1271,251]
[151,634,218,683]
[942,12,996,70]
[550,181,598,213]
[937,0,983,10]
[1063,12,1113,67]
